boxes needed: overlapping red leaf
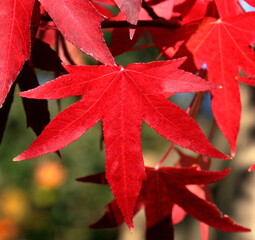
[156,11,255,155]
[77,166,249,239]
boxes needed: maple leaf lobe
[39,0,115,65]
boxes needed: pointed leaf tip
[125,218,134,230]
[222,214,250,232]
[13,157,20,162]
[248,164,255,172]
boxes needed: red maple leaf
[77,167,249,239]
[163,12,255,155]
[0,0,35,107]
[14,59,229,228]
[39,0,115,65]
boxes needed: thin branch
[155,143,175,169]
[40,14,52,22]
[101,19,180,29]
[40,14,180,29]
[142,0,162,20]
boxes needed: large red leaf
[0,0,35,107]
[14,59,229,228]
[181,12,255,155]
[79,167,250,238]
[39,0,115,65]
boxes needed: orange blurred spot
[34,161,67,190]
[0,219,19,240]
[0,189,28,222]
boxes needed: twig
[142,0,162,20]
[40,14,180,29]
[101,19,180,29]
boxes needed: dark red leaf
[31,39,66,73]
[90,200,125,228]
[77,172,108,185]
[145,167,248,232]
[109,28,143,56]
[17,63,50,136]
[0,84,16,143]
[80,167,249,237]
[146,216,174,240]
